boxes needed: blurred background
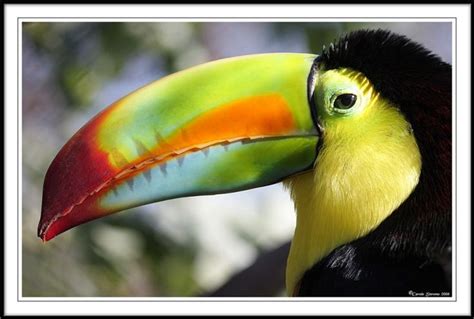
[22,22,452,297]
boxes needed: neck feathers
[284,98,422,295]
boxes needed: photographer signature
[408,290,450,297]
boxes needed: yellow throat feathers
[284,68,422,295]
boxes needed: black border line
[19,16,456,19]
[17,17,458,303]
[453,18,458,302]
[17,16,21,307]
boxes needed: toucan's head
[38,29,451,295]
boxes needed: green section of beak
[96,53,318,163]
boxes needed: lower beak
[39,53,319,241]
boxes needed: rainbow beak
[38,53,319,241]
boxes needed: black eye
[334,93,357,110]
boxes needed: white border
[5,4,471,316]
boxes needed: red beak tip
[39,231,53,242]
[37,221,52,242]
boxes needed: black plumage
[299,30,452,297]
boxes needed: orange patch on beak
[142,93,297,161]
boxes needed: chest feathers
[284,102,422,295]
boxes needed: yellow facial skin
[284,68,422,295]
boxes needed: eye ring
[333,93,357,111]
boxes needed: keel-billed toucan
[38,29,452,296]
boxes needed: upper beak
[38,53,319,241]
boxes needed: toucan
[38,29,452,297]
